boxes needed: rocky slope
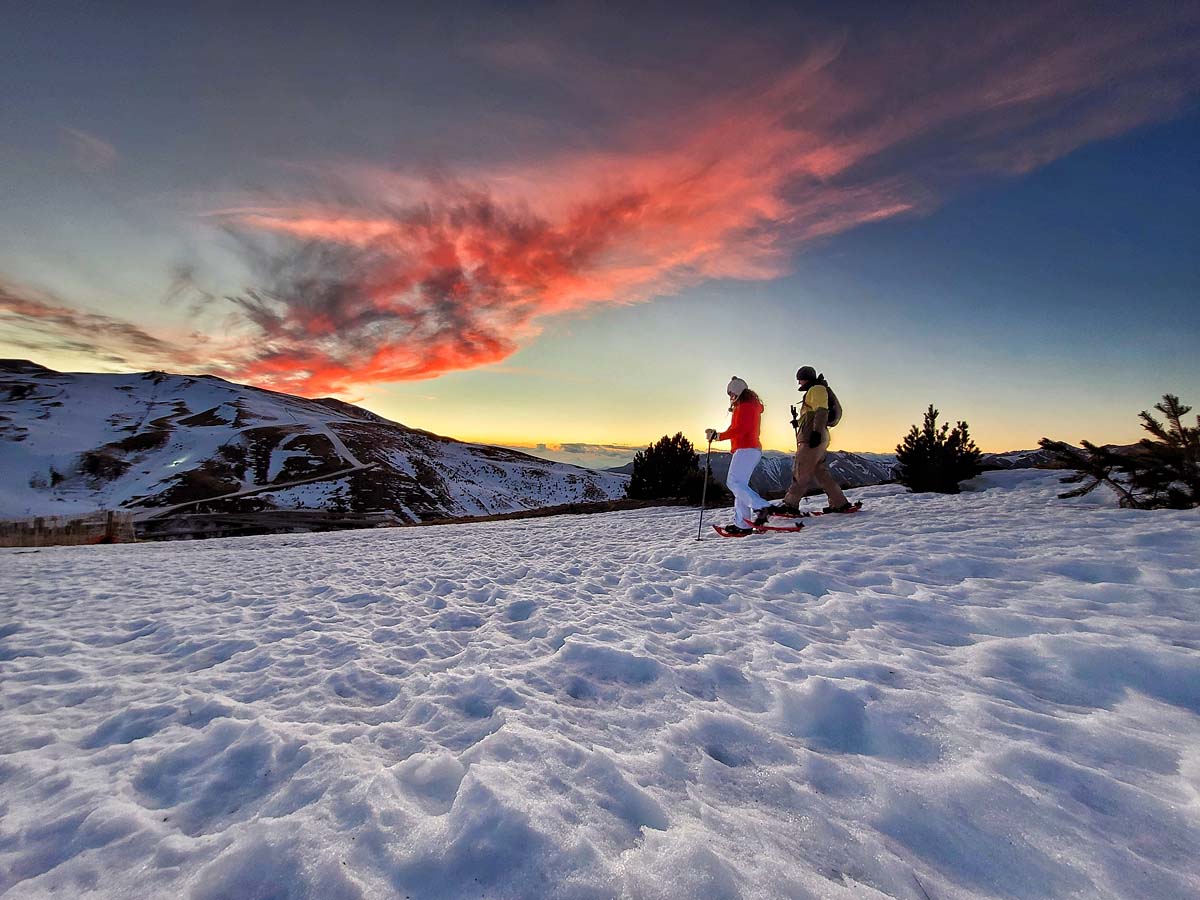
[0,360,626,521]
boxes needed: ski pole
[697,438,713,541]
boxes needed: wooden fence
[0,511,137,547]
[134,509,401,541]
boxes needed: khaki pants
[783,430,848,508]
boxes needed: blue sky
[1,2,1197,461]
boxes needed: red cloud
[213,91,923,394]
[215,3,1198,395]
[7,4,1198,396]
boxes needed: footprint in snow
[504,599,537,622]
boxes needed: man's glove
[789,404,799,429]
[807,431,822,449]
[705,428,718,442]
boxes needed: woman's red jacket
[719,400,762,451]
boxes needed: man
[756,366,855,524]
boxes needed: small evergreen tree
[627,432,727,503]
[1039,393,1200,509]
[894,405,982,493]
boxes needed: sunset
[2,4,1199,898]
[3,2,1197,459]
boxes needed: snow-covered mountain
[979,447,1062,469]
[611,441,1074,493]
[2,470,1197,898]
[0,360,626,521]
[704,449,895,496]
[608,448,895,493]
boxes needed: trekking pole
[697,438,713,541]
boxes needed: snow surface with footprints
[1,470,1199,899]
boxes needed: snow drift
[1,470,1198,898]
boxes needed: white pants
[726,448,770,526]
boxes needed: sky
[1,1,1198,465]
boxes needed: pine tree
[1040,393,1199,509]
[627,432,726,503]
[894,405,982,494]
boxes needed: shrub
[80,449,131,482]
[894,405,982,493]
[627,432,727,504]
[112,429,171,454]
[1040,393,1199,509]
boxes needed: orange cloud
[213,3,1199,396]
[0,283,204,369]
[8,4,1198,396]
[211,82,925,394]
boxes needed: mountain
[707,447,1068,487]
[703,449,894,496]
[979,448,1064,469]
[607,448,894,493]
[0,360,626,521]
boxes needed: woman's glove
[705,428,718,442]
[807,431,822,449]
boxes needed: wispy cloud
[501,441,640,469]
[6,3,1198,395]
[0,283,203,370]
[204,3,1197,395]
[556,442,640,458]
[59,126,117,172]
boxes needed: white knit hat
[726,376,748,397]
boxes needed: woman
[706,376,771,536]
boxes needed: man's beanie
[796,366,817,382]
[727,376,748,396]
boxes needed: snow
[1,372,275,517]
[1,368,626,521]
[1,470,1198,899]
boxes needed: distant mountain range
[0,360,1065,524]
[607,445,1058,499]
[0,361,626,521]
[694,450,894,497]
[978,447,1063,470]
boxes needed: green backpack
[826,384,843,427]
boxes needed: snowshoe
[754,503,801,525]
[745,518,805,533]
[712,524,755,538]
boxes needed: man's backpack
[826,384,843,427]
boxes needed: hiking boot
[723,524,754,536]
[823,502,857,514]
[765,503,802,519]
[752,507,775,526]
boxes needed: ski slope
[1,470,1198,899]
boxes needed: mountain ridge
[0,360,626,521]
[1,360,1061,523]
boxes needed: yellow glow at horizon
[0,327,1182,464]
[358,387,1151,455]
